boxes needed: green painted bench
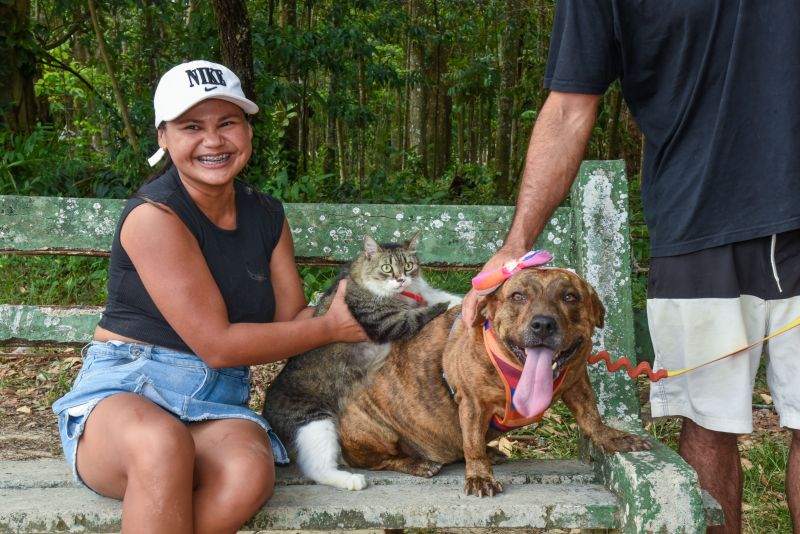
[0,161,720,533]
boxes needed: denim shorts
[52,341,289,489]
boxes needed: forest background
[2,0,650,300]
[0,1,793,531]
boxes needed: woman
[52,60,367,534]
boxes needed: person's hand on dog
[324,279,369,343]
[462,245,527,326]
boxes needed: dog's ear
[472,291,496,327]
[588,285,605,329]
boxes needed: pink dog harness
[483,321,569,431]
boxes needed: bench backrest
[0,160,639,421]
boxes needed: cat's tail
[295,418,368,491]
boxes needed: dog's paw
[400,460,444,478]
[412,459,444,478]
[463,476,503,497]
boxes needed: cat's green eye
[381,264,392,273]
[404,262,415,272]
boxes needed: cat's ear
[363,235,381,258]
[405,232,420,253]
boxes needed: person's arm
[461,91,601,324]
[120,204,367,368]
[269,220,315,322]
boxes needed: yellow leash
[590,315,800,382]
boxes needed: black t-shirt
[545,0,800,257]
[99,166,285,353]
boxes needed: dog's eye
[510,292,527,304]
[562,292,579,303]
[381,264,392,273]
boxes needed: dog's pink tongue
[513,347,555,418]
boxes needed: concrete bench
[0,160,721,533]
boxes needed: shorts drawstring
[770,234,783,294]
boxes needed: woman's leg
[188,418,275,534]
[76,393,196,534]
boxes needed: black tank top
[99,166,284,353]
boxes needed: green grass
[741,433,791,532]
[0,254,471,308]
[506,401,580,459]
[0,255,108,306]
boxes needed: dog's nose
[530,315,558,337]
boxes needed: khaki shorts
[647,230,800,434]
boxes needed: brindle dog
[338,267,652,496]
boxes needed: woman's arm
[120,203,367,368]
[270,220,310,322]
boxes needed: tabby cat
[262,234,461,490]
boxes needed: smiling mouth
[197,154,231,164]
[510,337,584,380]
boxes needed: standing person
[462,2,800,533]
[52,60,368,534]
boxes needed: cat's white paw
[321,471,368,491]
[343,473,368,491]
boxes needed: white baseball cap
[148,60,259,166]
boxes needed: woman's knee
[77,394,196,496]
[200,442,276,517]
[221,446,276,508]
[128,418,195,476]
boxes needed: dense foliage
[1,1,644,202]
[1,0,649,306]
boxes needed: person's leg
[679,418,741,533]
[77,393,196,534]
[189,418,275,534]
[787,429,800,533]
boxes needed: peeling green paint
[0,196,574,266]
[571,161,640,422]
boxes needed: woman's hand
[323,280,369,343]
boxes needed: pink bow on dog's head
[471,250,554,296]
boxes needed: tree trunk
[495,0,525,198]
[401,4,412,170]
[607,83,623,159]
[212,0,255,100]
[392,86,404,170]
[467,98,476,164]
[324,74,337,175]
[298,0,313,176]
[323,4,342,176]
[1,0,38,134]
[87,0,139,151]
[407,0,428,178]
[457,100,465,167]
[428,2,451,180]
[281,0,300,181]
[357,58,367,186]
[336,117,347,184]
